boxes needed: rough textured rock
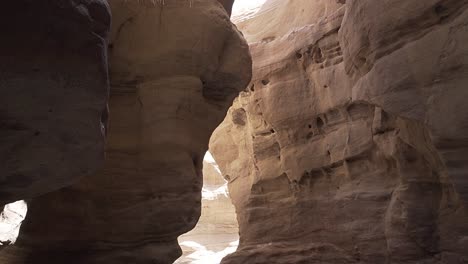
[0,1,251,263]
[0,0,111,206]
[340,0,468,206]
[210,1,468,263]
[176,152,239,264]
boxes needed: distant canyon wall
[176,154,239,264]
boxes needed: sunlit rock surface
[175,152,239,264]
[234,0,343,43]
[211,0,468,263]
[0,1,251,263]
[231,0,267,24]
[0,201,26,246]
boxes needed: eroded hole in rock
[175,152,238,264]
[313,47,324,63]
[231,108,247,126]
[316,116,325,131]
[0,200,27,246]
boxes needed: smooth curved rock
[340,0,468,205]
[0,0,111,206]
[0,1,251,263]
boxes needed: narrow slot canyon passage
[175,152,239,264]
[1,0,468,263]
[173,2,260,262]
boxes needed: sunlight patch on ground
[0,200,27,245]
[178,240,239,264]
[202,185,229,201]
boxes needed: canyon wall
[211,0,468,263]
[176,153,239,264]
[0,0,251,263]
[0,0,111,206]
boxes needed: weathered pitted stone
[0,1,251,263]
[0,0,110,206]
[210,1,468,263]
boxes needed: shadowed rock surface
[1,0,468,263]
[210,0,468,263]
[0,0,111,206]
[0,0,251,263]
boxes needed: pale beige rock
[0,1,251,263]
[210,1,468,263]
[234,0,343,43]
[175,153,239,264]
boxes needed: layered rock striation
[211,0,468,263]
[0,0,251,263]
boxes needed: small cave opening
[175,151,239,264]
[316,116,325,132]
[0,200,27,247]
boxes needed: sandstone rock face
[0,1,111,206]
[234,0,343,43]
[340,0,468,205]
[176,152,239,264]
[0,1,251,263]
[211,1,468,263]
